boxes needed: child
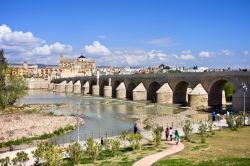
[175,130,180,145]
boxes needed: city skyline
[1,0,250,68]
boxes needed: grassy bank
[154,127,250,166]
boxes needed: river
[18,90,191,144]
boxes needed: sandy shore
[0,112,84,142]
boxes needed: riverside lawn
[154,126,250,166]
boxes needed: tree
[182,120,193,141]
[12,151,29,166]
[0,49,28,109]
[68,142,84,164]
[224,82,236,101]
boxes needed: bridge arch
[173,81,189,105]
[99,80,109,96]
[208,79,237,107]
[147,81,161,102]
[112,80,121,98]
[126,82,137,100]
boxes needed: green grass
[154,127,250,166]
[154,158,250,166]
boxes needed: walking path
[133,141,184,166]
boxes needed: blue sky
[0,0,250,68]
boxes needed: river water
[18,90,202,144]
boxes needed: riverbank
[0,104,84,144]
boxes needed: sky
[0,0,250,68]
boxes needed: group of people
[165,127,180,145]
[134,123,180,145]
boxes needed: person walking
[134,123,138,134]
[175,130,180,145]
[212,111,216,121]
[169,127,173,141]
[101,137,104,145]
[165,127,169,141]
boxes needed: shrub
[12,151,29,166]
[32,142,52,164]
[104,138,121,157]
[43,146,63,166]
[225,115,237,131]
[119,130,129,148]
[69,142,84,164]
[126,133,142,151]
[143,118,152,131]
[198,122,208,143]
[235,112,244,128]
[153,126,163,147]
[208,121,215,136]
[0,157,10,166]
[85,138,102,161]
[182,120,193,141]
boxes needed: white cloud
[243,50,249,55]
[0,24,73,64]
[84,41,111,56]
[179,50,195,60]
[221,49,233,56]
[198,51,212,58]
[147,37,177,47]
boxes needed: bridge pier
[92,85,100,96]
[48,83,54,90]
[82,82,90,94]
[65,81,73,93]
[73,81,81,94]
[222,90,226,105]
[116,82,126,99]
[104,86,112,97]
[57,81,66,93]
[188,84,208,108]
[156,83,173,104]
[232,85,250,112]
[133,83,147,101]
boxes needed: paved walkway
[133,141,185,166]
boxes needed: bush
[182,120,193,141]
[85,138,102,161]
[126,133,142,151]
[69,142,84,164]
[153,126,163,147]
[143,118,152,131]
[119,130,130,148]
[104,138,121,157]
[198,122,208,143]
[0,157,10,166]
[208,121,215,136]
[32,142,52,164]
[12,151,29,166]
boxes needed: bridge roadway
[50,71,250,111]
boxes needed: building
[59,55,96,78]
[38,66,61,80]
[9,61,38,77]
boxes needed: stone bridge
[49,72,250,111]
